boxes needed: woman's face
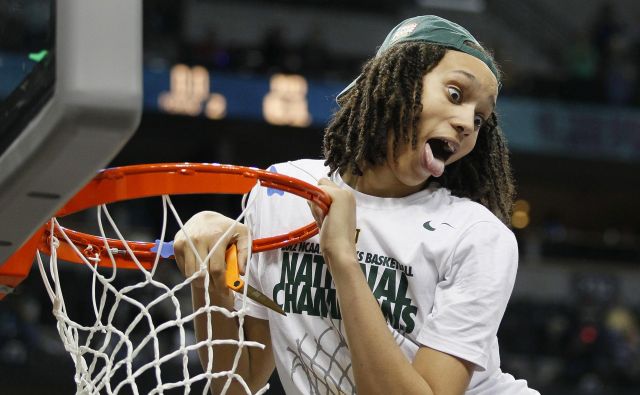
[363,49,498,197]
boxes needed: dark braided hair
[323,42,515,224]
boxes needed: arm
[310,180,473,395]
[174,211,275,394]
[190,284,275,393]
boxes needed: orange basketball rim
[0,163,331,299]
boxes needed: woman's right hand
[173,211,249,296]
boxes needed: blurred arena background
[1,0,640,394]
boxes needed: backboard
[0,0,142,296]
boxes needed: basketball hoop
[38,162,329,267]
[0,162,330,394]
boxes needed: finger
[176,239,194,280]
[185,249,200,280]
[309,180,330,223]
[172,239,185,269]
[176,231,202,277]
[172,229,190,269]
[317,178,337,187]
[209,238,230,287]
[307,200,325,228]
[173,232,190,275]
[195,243,211,280]
[234,227,250,275]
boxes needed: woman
[174,15,539,395]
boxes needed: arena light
[158,64,227,118]
[511,211,530,229]
[205,93,227,120]
[511,199,531,229]
[263,73,312,127]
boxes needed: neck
[341,166,426,198]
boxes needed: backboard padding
[0,0,142,270]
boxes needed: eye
[474,114,485,131]
[447,86,462,103]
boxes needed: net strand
[36,187,269,394]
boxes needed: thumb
[234,231,250,275]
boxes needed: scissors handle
[225,244,244,291]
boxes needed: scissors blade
[225,243,286,316]
[244,285,287,316]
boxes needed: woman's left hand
[308,178,357,265]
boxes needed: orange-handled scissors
[225,244,286,316]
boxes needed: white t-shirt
[235,159,539,395]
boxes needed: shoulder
[266,159,329,184]
[246,160,323,231]
[249,159,327,210]
[434,189,516,246]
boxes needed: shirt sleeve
[416,221,518,370]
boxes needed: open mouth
[427,138,458,163]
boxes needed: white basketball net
[35,193,268,395]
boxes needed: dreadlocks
[323,42,515,224]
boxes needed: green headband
[337,15,500,102]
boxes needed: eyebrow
[452,69,477,81]
[451,69,497,111]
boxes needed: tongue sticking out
[424,142,445,177]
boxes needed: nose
[450,105,475,136]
